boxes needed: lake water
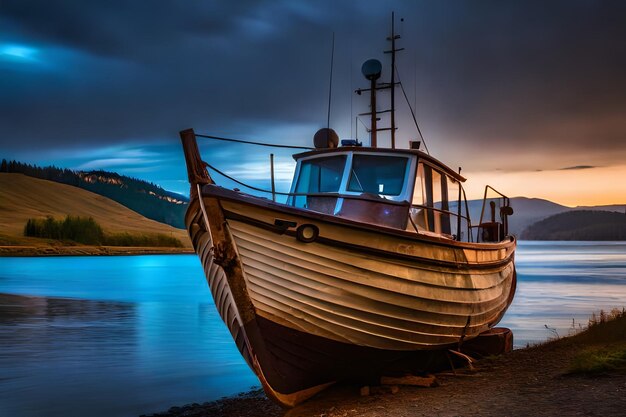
[1,241,625,416]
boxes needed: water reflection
[0,255,258,417]
[0,244,624,416]
[0,294,138,416]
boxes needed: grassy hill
[1,160,188,228]
[0,173,191,248]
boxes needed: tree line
[24,215,183,247]
[1,159,188,228]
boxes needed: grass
[105,232,184,248]
[568,344,626,375]
[567,308,626,375]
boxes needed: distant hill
[520,210,626,240]
[462,197,569,237]
[453,197,625,238]
[1,159,188,228]
[574,204,626,212]
[453,197,571,237]
[506,197,571,236]
[0,173,191,247]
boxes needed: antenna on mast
[313,32,340,150]
[326,32,335,130]
[355,12,403,149]
[387,12,400,149]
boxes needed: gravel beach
[146,318,626,417]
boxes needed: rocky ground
[145,323,626,417]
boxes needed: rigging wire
[327,32,335,130]
[394,66,430,155]
[414,46,417,116]
[202,161,471,226]
[195,133,313,150]
[203,161,382,199]
[350,34,353,139]
[203,162,280,194]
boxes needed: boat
[179,17,516,407]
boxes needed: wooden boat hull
[185,185,516,406]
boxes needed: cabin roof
[292,146,466,182]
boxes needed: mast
[360,59,382,148]
[389,12,397,149]
[356,12,403,149]
[370,72,378,147]
[385,12,404,149]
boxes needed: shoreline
[0,245,194,257]
[147,317,626,417]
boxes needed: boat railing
[182,129,502,243]
[472,185,513,242]
[199,159,401,203]
[199,157,481,241]
[407,204,474,242]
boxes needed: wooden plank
[230,221,512,292]
[380,374,438,387]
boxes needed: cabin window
[347,155,408,196]
[409,163,428,231]
[411,163,426,206]
[447,178,462,239]
[409,162,453,237]
[292,155,346,212]
[431,169,452,235]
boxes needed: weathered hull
[185,185,516,406]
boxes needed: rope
[394,66,430,155]
[202,161,474,241]
[195,134,313,150]
[203,161,412,202]
[204,162,282,194]
[202,161,469,224]
[203,162,322,197]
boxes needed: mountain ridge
[520,210,626,240]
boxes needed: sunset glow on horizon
[463,164,626,207]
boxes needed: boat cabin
[287,147,468,240]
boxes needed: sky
[1,0,625,206]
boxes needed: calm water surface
[499,241,626,346]
[1,241,625,416]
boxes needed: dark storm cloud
[1,0,625,173]
[1,1,253,58]
[0,0,358,149]
[400,1,626,170]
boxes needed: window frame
[288,151,416,212]
[409,159,459,237]
[341,152,416,202]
